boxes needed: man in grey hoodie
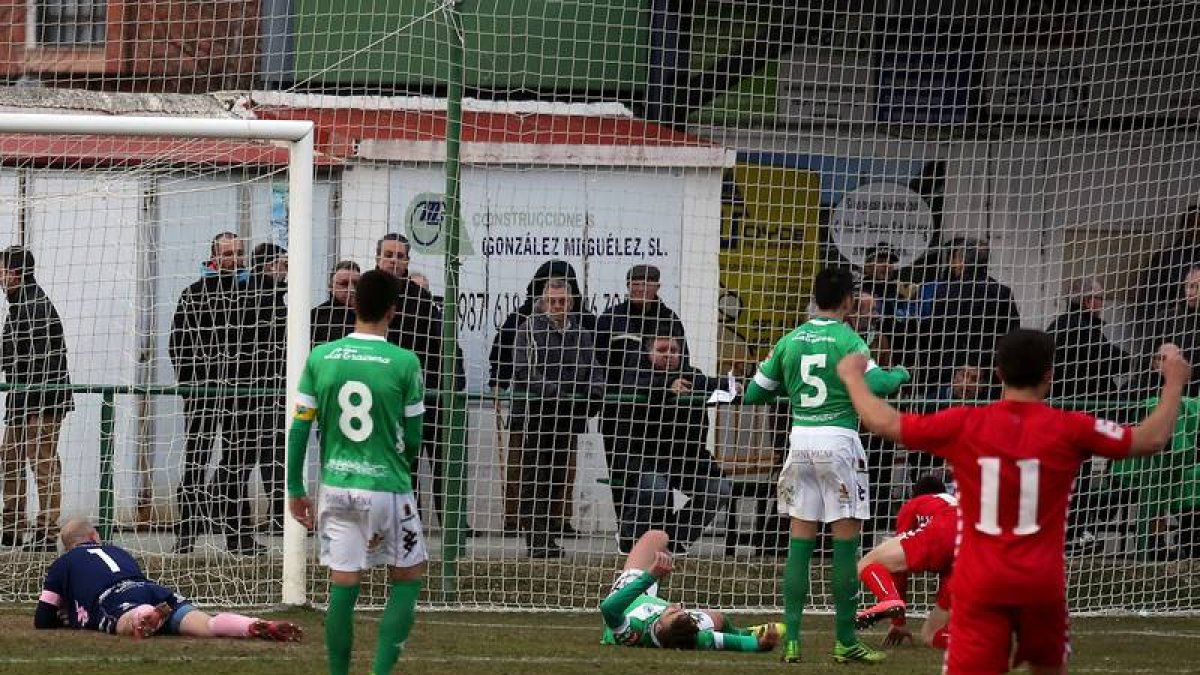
[511,278,605,558]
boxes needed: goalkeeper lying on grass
[34,519,300,641]
[600,529,780,651]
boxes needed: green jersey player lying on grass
[600,529,781,651]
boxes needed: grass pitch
[0,606,1197,675]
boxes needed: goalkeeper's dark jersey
[41,543,147,630]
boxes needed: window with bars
[34,0,107,47]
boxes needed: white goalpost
[0,113,314,607]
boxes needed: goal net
[0,114,315,607]
[0,1,1198,617]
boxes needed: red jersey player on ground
[838,329,1189,675]
[856,473,957,650]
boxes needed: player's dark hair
[812,267,856,310]
[355,269,400,322]
[912,474,947,497]
[376,232,410,257]
[656,612,700,650]
[996,328,1055,389]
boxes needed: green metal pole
[439,0,468,603]
[98,389,115,541]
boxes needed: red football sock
[931,627,950,649]
[859,563,902,603]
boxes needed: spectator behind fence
[376,233,467,534]
[511,278,604,558]
[168,232,246,555]
[848,292,893,367]
[1155,266,1200,397]
[1047,277,1129,401]
[0,246,73,552]
[860,243,906,319]
[223,243,288,551]
[1045,278,1131,552]
[923,237,1020,391]
[310,260,360,346]
[1142,206,1200,319]
[617,335,733,554]
[596,264,689,535]
[489,260,595,535]
[909,360,990,490]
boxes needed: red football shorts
[945,596,1070,674]
[899,514,956,575]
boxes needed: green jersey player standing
[287,269,427,675]
[743,267,909,664]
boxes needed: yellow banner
[719,162,822,376]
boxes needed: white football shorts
[318,486,427,572]
[777,426,870,523]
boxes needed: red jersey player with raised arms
[838,329,1189,674]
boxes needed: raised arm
[600,551,673,630]
[1128,346,1191,457]
[837,353,903,442]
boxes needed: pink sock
[208,613,257,637]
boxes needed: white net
[0,123,317,606]
[0,1,1198,616]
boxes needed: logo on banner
[829,182,933,267]
[404,192,474,255]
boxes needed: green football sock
[372,579,423,674]
[326,583,360,675]
[784,537,816,642]
[832,536,861,646]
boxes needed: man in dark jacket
[511,278,605,558]
[0,246,74,551]
[223,243,288,551]
[1142,206,1200,321]
[310,260,360,346]
[923,238,1021,391]
[1156,266,1200,397]
[1046,277,1129,400]
[860,243,905,319]
[376,234,466,533]
[595,265,688,530]
[168,232,246,554]
[618,335,732,554]
[489,259,594,533]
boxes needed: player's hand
[893,365,911,384]
[289,496,315,530]
[756,622,780,651]
[670,378,693,395]
[837,353,870,380]
[1158,343,1192,386]
[883,625,914,647]
[648,551,673,579]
